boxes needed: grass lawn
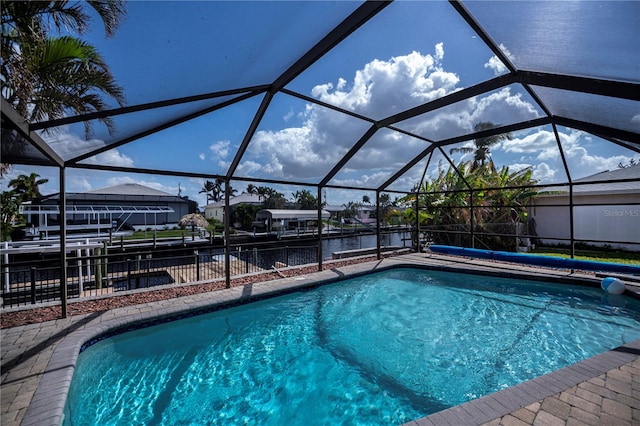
[531,248,640,266]
[126,229,197,239]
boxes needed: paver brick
[558,392,600,415]
[601,397,632,421]
[606,376,633,396]
[598,412,631,426]
[540,396,570,420]
[568,406,600,425]
[607,369,632,382]
[511,407,536,424]
[578,381,618,400]
[525,402,541,413]
[575,386,602,406]
[531,410,564,426]
[499,414,530,426]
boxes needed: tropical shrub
[401,161,538,251]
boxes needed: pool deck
[2,252,639,426]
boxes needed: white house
[530,165,640,250]
[203,193,264,221]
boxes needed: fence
[1,244,318,308]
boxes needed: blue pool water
[63,268,640,425]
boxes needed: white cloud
[242,46,462,179]
[84,150,134,167]
[502,130,558,158]
[209,140,230,159]
[68,177,93,193]
[484,44,514,76]
[39,126,134,167]
[330,170,393,189]
[199,153,205,161]
[532,162,555,182]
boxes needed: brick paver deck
[2,253,639,425]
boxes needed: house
[255,209,331,232]
[203,193,264,221]
[530,165,640,250]
[22,183,197,237]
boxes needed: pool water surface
[63,268,640,425]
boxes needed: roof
[34,183,194,204]
[539,164,640,196]
[2,1,638,200]
[256,209,331,220]
[87,183,175,197]
[204,193,264,209]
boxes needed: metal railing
[1,244,319,308]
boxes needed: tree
[1,1,127,136]
[294,190,318,210]
[362,195,371,205]
[1,190,21,241]
[258,186,287,209]
[401,161,538,250]
[342,201,359,219]
[246,184,258,194]
[449,122,512,171]
[8,172,48,202]
[231,203,260,229]
[618,158,638,168]
[199,180,217,203]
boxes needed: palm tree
[1,1,126,136]
[8,172,48,202]
[246,184,258,195]
[449,122,512,171]
[199,180,217,203]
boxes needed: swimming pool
[63,267,640,425]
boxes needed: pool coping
[13,252,640,426]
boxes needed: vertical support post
[102,241,108,286]
[224,179,231,288]
[376,191,381,259]
[59,167,68,318]
[415,190,420,252]
[470,191,475,248]
[552,123,574,261]
[569,184,575,260]
[30,267,36,304]
[95,247,103,289]
[317,186,323,271]
[84,239,91,278]
[3,241,9,292]
[77,248,83,295]
[253,248,258,269]
[135,254,141,289]
[127,259,132,290]
[195,250,200,281]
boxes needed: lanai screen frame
[2,1,639,317]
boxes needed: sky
[4,1,639,209]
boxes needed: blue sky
[5,1,638,208]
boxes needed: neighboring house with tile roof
[22,184,197,237]
[529,165,640,250]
